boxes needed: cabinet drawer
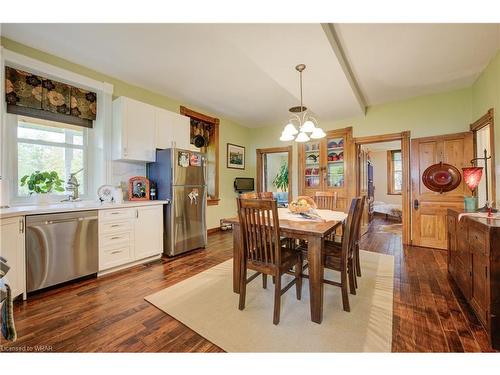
[99,246,132,270]
[100,231,131,250]
[100,209,134,222]
[99,220,132,234]
[469,223,488,256]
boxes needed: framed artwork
[227,143,245,170]
[128,176,150,201]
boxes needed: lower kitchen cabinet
[98,205,163,272]
[0,216,26,300]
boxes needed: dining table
[226,207,347,324]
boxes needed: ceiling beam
[321,23,367,115]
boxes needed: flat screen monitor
[234,178,254,192]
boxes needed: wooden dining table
[225,208,346,324]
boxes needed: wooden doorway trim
[470,108,496,206]
[354,131,411,245]
[256,146,293,203]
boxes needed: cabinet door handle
[111,224,121,227]
[111,250,123,255]
[485,265,488,279]
[19,218,24,234]
[136,209,139,219]
[111,236,122,240]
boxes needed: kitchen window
[14,116,88,199]
[387,150,402,195]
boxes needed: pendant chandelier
[280,64,326,142]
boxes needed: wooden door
[411,132,473,249]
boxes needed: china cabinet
[298,127,353,211]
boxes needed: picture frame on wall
[128,176,150,201]
[227,143,245,170]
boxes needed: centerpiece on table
[288,196,323,220]
[20,170,65,205]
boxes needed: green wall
[471,51,500,199]
[250,87,474,197]
[1,37,255,229]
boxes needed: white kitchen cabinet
[0,216,26,300]
[98,205,163,273]
[134,205,163,259]
[156,108,191,150]
[112,97,156,162]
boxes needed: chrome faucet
[61,168,83,202]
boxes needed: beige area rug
[145,250,394,352]
[377,224,402,234]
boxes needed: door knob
[414,199,419,210]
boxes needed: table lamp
[462,149,497,212]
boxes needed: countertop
[0,200,167,219]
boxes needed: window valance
[5,66,97,128]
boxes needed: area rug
[145,250,394,352]
[377,224,402,234]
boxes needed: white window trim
[1,46,114,206]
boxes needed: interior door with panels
[411,132,473,249]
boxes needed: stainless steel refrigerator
[147,148,207,256]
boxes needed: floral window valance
[5,66,97,128]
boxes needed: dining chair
[322,197,361,312]
[313,191,338,210]
[239,192,259,199]
[237,198,303,325]
[258,191,275,199]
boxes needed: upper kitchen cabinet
[112,96,156,162]
[156,108,191,150]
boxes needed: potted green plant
[20,171,65,205]
[272,161,288,192]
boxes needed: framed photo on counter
[128,176,150,201]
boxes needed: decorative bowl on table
[289,197,317,214]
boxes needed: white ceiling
[1,23,363,127]
[2,23,499,127]
[335,23,500,105]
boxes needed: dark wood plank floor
[0,217,494,352]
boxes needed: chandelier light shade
[283,123,299,136]
[279,64,326,142]
[310,127,326,139]
[279,131,295,142]
[300,120,316,133]
[295,132,310,143]
[462,166,483,192]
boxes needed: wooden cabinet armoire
[298,127,354,211]
[447,209,500,349]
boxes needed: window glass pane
[394,160,402,171]
[16,116,87,198]
[18,143,66,196]
[394,171,403,192]
[18,121,66,143]
[392,151,401,161]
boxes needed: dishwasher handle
[44,216,98,225]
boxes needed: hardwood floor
[0,218,495,352]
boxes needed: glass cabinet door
[303,141,321,189]
[326,137,345,188]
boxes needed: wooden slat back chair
[237,198,303,325]
[314,191,337,210]
[258,192,275,199]
[353,196,366,278]
[240,192,259,199]
[322,197,361,312]
[314,191,339,241]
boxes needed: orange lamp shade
[462,167,483,192]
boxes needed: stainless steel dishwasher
[26,210,98,293]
